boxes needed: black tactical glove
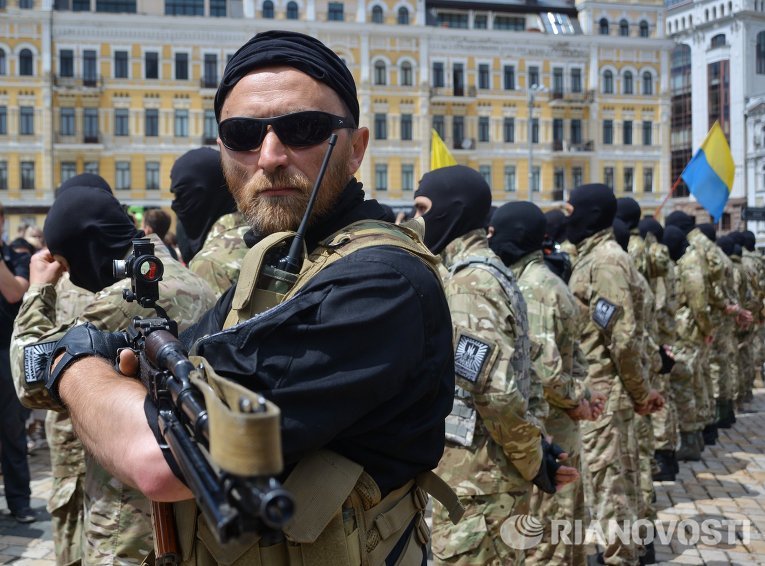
[46,322,131,404]
[532,438,565,494]
[658,345,675,374]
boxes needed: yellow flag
[430,128,457,171]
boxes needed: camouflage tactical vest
[175,218,462,566]
[443,255,532,448]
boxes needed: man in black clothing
[45,30,454,565]
[0,204,35,523]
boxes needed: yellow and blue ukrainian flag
[430,128,457,171]
[681,121,735,222]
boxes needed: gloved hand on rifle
[532,437,579,494]
[46,322,131,404]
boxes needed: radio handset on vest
[254,134,338,299]
[277,133,338,275]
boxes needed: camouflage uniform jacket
[676,246,714,341]
[647,239,678,346]
[436,229,543,495]
[512,250,587,411]
[742,249,765,323]
[569,228,651,412]
[731,255,758,319]
[189,212,250,297]
[11,234,216,564]
[688,229,733,318]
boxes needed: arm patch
[454,330,496,392]
[593,298,620,330]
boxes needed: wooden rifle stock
[152,500,180,565]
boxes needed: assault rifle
[114,239,294,563]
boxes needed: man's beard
[223,144,352,236]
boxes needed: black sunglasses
[218,111,356,152]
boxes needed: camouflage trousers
[49,474,83,566]
[651,372,678,451]
[83,457,153,565]
[692,343,714,429]
[581,409,641,566]
[526,407,585,566]
[635,415,655,522]
[668,348,697,433]
[737,335,755,402]
[432,490,530,566]
[709,323,739,402]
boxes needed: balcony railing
[83,134,100,144]
[570,140,594,152]
[53,74,103,89]
[552,140,564,151]
[552,188,565,201]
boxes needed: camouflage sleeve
[449,288,543,482]
[528,291,581,410]
[680,257,713,337]
[590,260,651,406]
[11,283,135,410]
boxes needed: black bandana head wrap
[489,201,546,267]
[414,165,492,255]
[616,197,641,230]
[639,217,664,242]
[544,209,568,243]
[170,147,235,262]
[665,211,696,235]
[612,218,630,252]
[663,225,689,262]
[697,223,717,242]
[214,30,359,125]
[742,230,756,252]
[44,183,141,293]
[566,184,616,245]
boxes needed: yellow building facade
[0,0,672,234]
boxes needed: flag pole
[653,175,684,220]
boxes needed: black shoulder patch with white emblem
[455,334,493,384]
[593,298,619,330]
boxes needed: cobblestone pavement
[4,391,765,565]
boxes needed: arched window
[0,50,5,76]
[19,48,33,76]
[599,17,609,35]
[711,33,726,48]
[371,5,384,23]
[623,71,633,94]
[619,19,629,36]
[400,61,412,86]
[720,4,725,15]
[374,60,386,85]
[642,71,653,95]
[397,6,409,24]
[287,1,299,19]
[757,31,765,74]
[712,6,717,18]
[705,9,709,20]
[262,0,274,18]
[639,20,649,37]
[603,69,614,93]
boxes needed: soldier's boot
[639,541,657,565]
[652,450,676,481]
[677,432,701,461]
[717,399,734,429]
[697,430,706,452]
[702,424,718,446]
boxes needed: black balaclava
[55,173,113,198]
[489,201,546,267]
[616,197,641,231]
[566,184,617,245]
[742,230,756,252]
[215,30,359,125]
[639,217,664,242]
[717,234,736,257]
[665,211,696,235]
[484,205,497,231]
[170,147,236,262]
[44,182,141,293]
[414,165,492,255]
[545,209,568,243]
[612,218,630,252]
[697,223,717,242]
[663,225,689,262]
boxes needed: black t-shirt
[158,181,455,497]
[0,242,30,349]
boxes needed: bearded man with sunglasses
[41,31,458,566]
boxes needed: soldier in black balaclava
[565,183,618,245]
[697,222,717,243]
[415,166,579,564]
[541,209,572,282]
[663,225,689,263]
[639,217,664,243]
[665,210,696,235]
[612,218,631,252]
